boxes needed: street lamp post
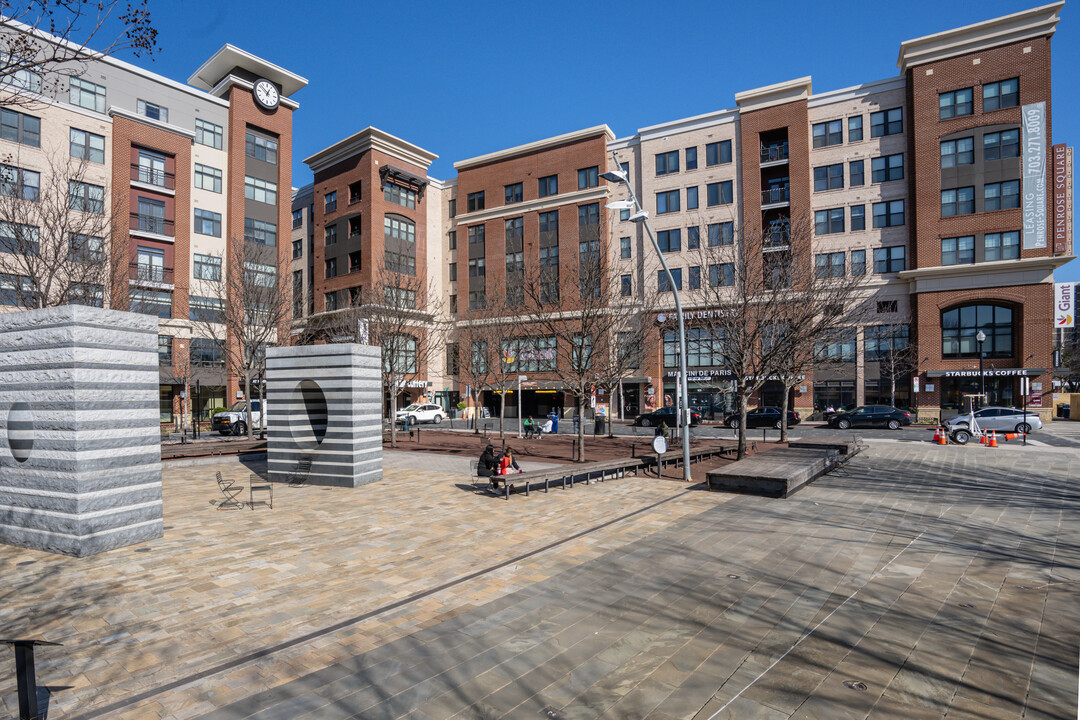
[602,159,692,482]
[976,329,987,407]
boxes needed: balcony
[764,223,791,250]
[761,184,790,206]
[760,143,789,164]
[131,163,175,190]
[130,212,175,238]
[130,261,174,285]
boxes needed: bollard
[2,639,61,720]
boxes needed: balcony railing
[764,224,791,248]
[130,261,174,285]
[131,163,175,190]
[130,212,175,237]
[761,184,790,205]
[760,143,789,163]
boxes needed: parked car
[396,403,446,425]
[633,406,702,427]
[828,405,912,430]
[723,407,800,429]
[212,400,267,436]
[943,406,1042,434]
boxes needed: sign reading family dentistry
[1022,102,1047,250]
[1055,282,1075,328]
[656,309,737,324]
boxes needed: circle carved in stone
[7,402,34,463]
[291,380,328,451]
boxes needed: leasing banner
[1022,102,1047,249]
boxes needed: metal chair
[216,471,243,510]
[288,457,313,487]
[249,473,273,509]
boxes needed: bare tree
[0,146,120,308]
[1058,339,1080,393]
[450,320,494,433]
[0,1,157,110]
[867,320,918,408]
[187,239,291,439]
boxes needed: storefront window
[159,385,173,423]
[814,380,855,411]
[864,378,910,409]
[940,376,1015,409]
[941,303,1013,358]
[664,329,726,368]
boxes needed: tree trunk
[499,387,506,440]
[389,379,398,448]
[259,376,266,435]
[890,376,897,407]
[606,387,615,438]
[577,395,586,463]
[244,371,253,440]
[473,390,481,433]
[737,391,749,460]
[779,381,791,443]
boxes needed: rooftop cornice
[897,2,1064,72]
[807,76,908,108]
[735,77,812,112]
[304,127,438,174]
[454,125,615,171]
[188,43,308,97]
[638,107,738,142]
[108,105,195,139]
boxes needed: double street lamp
[601,161,692,482]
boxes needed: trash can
[594,416,605,435]
[1063,404,1071,419]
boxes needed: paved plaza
[0,442,1078,719]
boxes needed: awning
[380,165,428,197]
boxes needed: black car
[723,407,800,429]
[633,407,703,427]
[829,405,912,430]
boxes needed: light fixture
[976,330,986,343]
[605,200,634,211]
[628,209,650,223]
[600,169,627,184]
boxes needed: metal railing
[130,261,174,284]
[130,212,175,237]
[131,163,175,190]
[760,143,789,163]
[761,185,790,205]
[764,223,791,247]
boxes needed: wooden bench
[647,442,741,473]
[490,457,645,500]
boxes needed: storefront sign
[518,348,555,361]
[1055,282,1075,328]
[912,376,919,394]
[1022,102,1047,249]
[1030,394,1043,407]
[924,383,934,392]
[929,368,1045,378]
[656,309,737,324]
[1032,382,1043,391]
[1053,143,1069,254]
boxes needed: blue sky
[122,0,1077,282]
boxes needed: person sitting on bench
[477,444,498,485]
[493,447,523,490]
[523,417,536,439]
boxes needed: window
[69,233,103,263]
[655,150,679,175]
[983,78,1019,111]
[815,208,844,235]
[812,119,843,148]
[876,300,898,314]
[764,256,791,290]
[941,236,975,265]
[158,335,173,366]
[135,197,165,233]
[687,266,701,290]
[656,189,680,214]
[469,291,485,310]
[872,200,904,227]
[706,181,732,206]
[245,176,277,205]
[324,258,337,279]
[941,187,974,217]
[685,147,697,170]
[942,304,1013,358]
[620,274,632,297]
[658,268,682,292]
[815,252,845,278]
[324,290,341,311]
[984,231,1020,261]
[539,210,558,245]
[448,198,457,218]
[578,166,598,189]
[851,249,866,276]
[984,180,1020,211]
[706,140,732,166]
[137,99,168,123]
[325,191,337,212]
[620,236,631,259]
[873,246,906,273]
[245,132,278,164]
[939,88,973,119]
[384,215,415,244]
[849,160,864,187]
[194,163,222,193]
[505,216,523,248]
[69,77,105,113]
[190,295,224,323]
[657,229,681,252]
[448,230,456,249]
[686,186,698,210]
[0,165,39,201]
[384,287,416,309]
[708,222,734,246]
[244,218,277,246]
[620,208,630,221]
[468,224,485,246]
[871,154,904,183]
[468,257,485,277]
[1,55,41,93]
[349,216,362,238]
[709,262,734,287]
[983,129,1020,161]
[848,115,863,142]
[870,107,903,137]
[539,245,558,267]
[815,333,857,363]
[187,338,225,367]
[865,324,910,361]
[349,181,362,204]
[68,181,104,214]
[1,110,39,148]
[0,222,38,255]
[504,182,522,204]
[538,175,558,197]
[194,208,221,236]
[814,164,844,191]
[940,138,974,168]
[448,262,457,281]
[194,118,223,149]
[244,260,277,288]
[324,224,338,245]
[851,205,866,231]
[292,239,302,258]
[385,183,416,209]
[687,226,700,249]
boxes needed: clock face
[253,79,279,110]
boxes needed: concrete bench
[787,437,861,456]
[705,447,839,498]
[492,457,645,500]
[647,442,740,473]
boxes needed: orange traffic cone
[932,427,941,444]
[1004,433,1016,441]
[937,427,947,445]
[988,430,998,448]
[979,432,987,445]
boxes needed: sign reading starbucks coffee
[927,368,1045,378]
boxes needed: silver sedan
[944,407,1043,434]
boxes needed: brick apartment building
[0,30,306,427]
[293,3,1073,422]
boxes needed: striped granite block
[266,343,383,488]
[0,306,163,556]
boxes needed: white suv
[396,403,445,425]
[212,400,267,436]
